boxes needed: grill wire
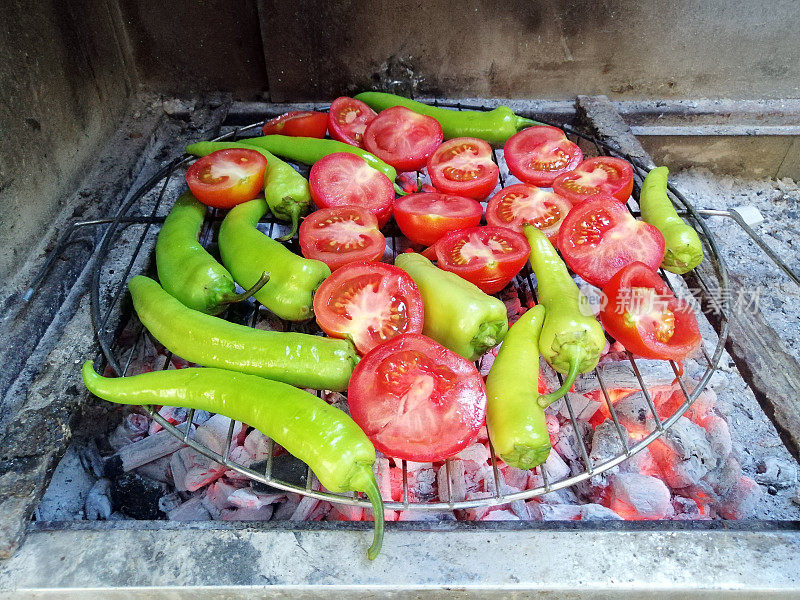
[89,103,730,511]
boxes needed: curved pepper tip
[537,355,581,408]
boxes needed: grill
[71,103,732,513]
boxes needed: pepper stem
[394,183,409,196]
[357,469,385,560]
[275,200,302,241]
[538,355,581,408]
[515,116,544,130]
[218,271,270,305]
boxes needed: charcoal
[108,413,150,450]
[437,460,467,503]
[157,492,183,514]
[110,471,167,519]
[135,455,172,484]
[702,455,742,496]
[588,420,628,487]
[194,415,243,456]
[167,496,211,521]
[613,391,656,433]
[104,422,192,477]
[540,504,582,521]
[755,457,798,489]
[672,496,707,520]
[608,473,674,520]
[84,478,113,520]
[272,494,301,520]
[481,509,520,521]
[701,415,733,459]
[542,450,571,482]
[717,476,761,520]
[580,503,623,521]
[221,505,274,521]
[649,417,716,488]
[251,454,308,494]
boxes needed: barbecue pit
[2,2,800,596]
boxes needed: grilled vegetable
[232,134,404,194]
[486,304,550,469]
[218,198,330,321]
[523,225,606,406]
[128,275,357,391]
[394,252,507,361]
[639,166,704,274]
[82,362,384,560]
[155,192,268,314]
[354,91,539,145]
[186,141,312,240]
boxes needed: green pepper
[155,192,269,314]
[522,225,606,407]
[218,198,330,322]
[354,92,540,145]
[129,275,357,391]
[82,362,384,559]
[185,141,312,240]
[394,252,507,361]
[639,166,703,274]
[486,304,550,469]
[237,134,405,194]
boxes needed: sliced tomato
[313,262,423,355]
[557,196,665,288]
[503,126,583,187]
[362,106,443,172]
[552,156,634,204]
[348,333,487,461]
[261,111,328,138]
[309,152,395,227]
[185,148,267,209]
[299,206,386,271]
[394,192,483,246]
[427,137,499,200]
[599,262,702,361]
[328,97,377,147]
[434,226,530,294]
[486,184,572,242]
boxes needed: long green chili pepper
[218,198,330,322]
[354,92,541,145]
[236,134,405,195]
[129,275,357,391]
[82,363,384,559]
[639,166,703,274]
[486,304,550,469]
[156,192,269,314]
[185,141,312,241]
[395,252,507,361]
[522,225,606,407]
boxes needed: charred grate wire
[86,103,730,511]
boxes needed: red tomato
[394,192,483,246]
[485,184,572,242]
[299,206,386,271]
[557,196,665,288]
[185,148,267,209]
[362,106,443,172]
[427,138,499,200]
[313,262,423,355]
[309,153,395,227]
[434,226,530,294]
[348,333,487,461]
[599,262,702,361]
[261,111,328,138]
[552,156,634,204]
[328,97,377,147]
[503,126,583,186]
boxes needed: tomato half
[309,153,395,227]
[299,206,386,271]
[485,184,572,242]
[362,106,443,172]
[394,192,483,246]
[557,196,665,288]
[599,262,702,361]
[313,262,423,355]
[552,156,634,204]
[503,126,583,187]
[435,226,530,294]
[261,111,328,138]
[348,333,487,461]
[427,137,500,200]
[328,97,377,147]
[185,148,267,209]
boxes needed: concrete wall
[0,0,134,281]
